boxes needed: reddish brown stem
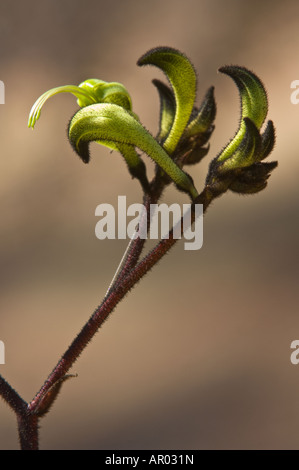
[0,184,216,450]
[111,183,163,290]
[29,187,213,415]
[17,413,39,451]
[0,376,27,415]
[0,376,39,450]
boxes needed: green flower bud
[216,65,268,166]
[205,65,277,197]
[138,47,197,155]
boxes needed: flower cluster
[28,47,277,201]
[205,66,277,196]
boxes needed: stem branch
[29,186,214,414]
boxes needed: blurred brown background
[0,0,298,450]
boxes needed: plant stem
[29,186,214,415]
[17,413,39,451]
[0,375,27,415]
[110,184,161,290]
[0,182,216,450]
[0,376,39,450]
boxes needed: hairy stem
[17,413,39,451]
[0,376,39,450]
[0,181,217,451]
[0,375,27,415]
[29,186,214,415]
[110,179,164,290]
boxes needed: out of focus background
[0,0,298,450]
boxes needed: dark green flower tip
[216,65,269,165]
[229,161,278,194]
[211,117,275,176]
[152,79,176,144]
[172,87,216,168]
[260,120,276,160]
[218,65,268,129]
[176,143,210,168]
[205,115,277,197]
[206,64,276,197]
[184,86,216,138]
[137,46,197,155]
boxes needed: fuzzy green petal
[137,47,197,155]
[68,103,198,200]
[28,85,97,129]
[260,120,275,160]
[219,117,261,172]
[77,79,132,111]
[217,66,268,163]
[152,79,176,144]
[28,79,134,129]
[184,87,216,137]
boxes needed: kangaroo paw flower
[206,66,277,196]
[152,79,176,145]
[138,47,197,155]
[28,49,276,202]
[68,103,199,200]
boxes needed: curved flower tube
[28,79,133,129]
[216,65,269,165]
[68,103,199,200]
[28,85,98,129]
[205,65,276,196]
[138,47,197,155]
